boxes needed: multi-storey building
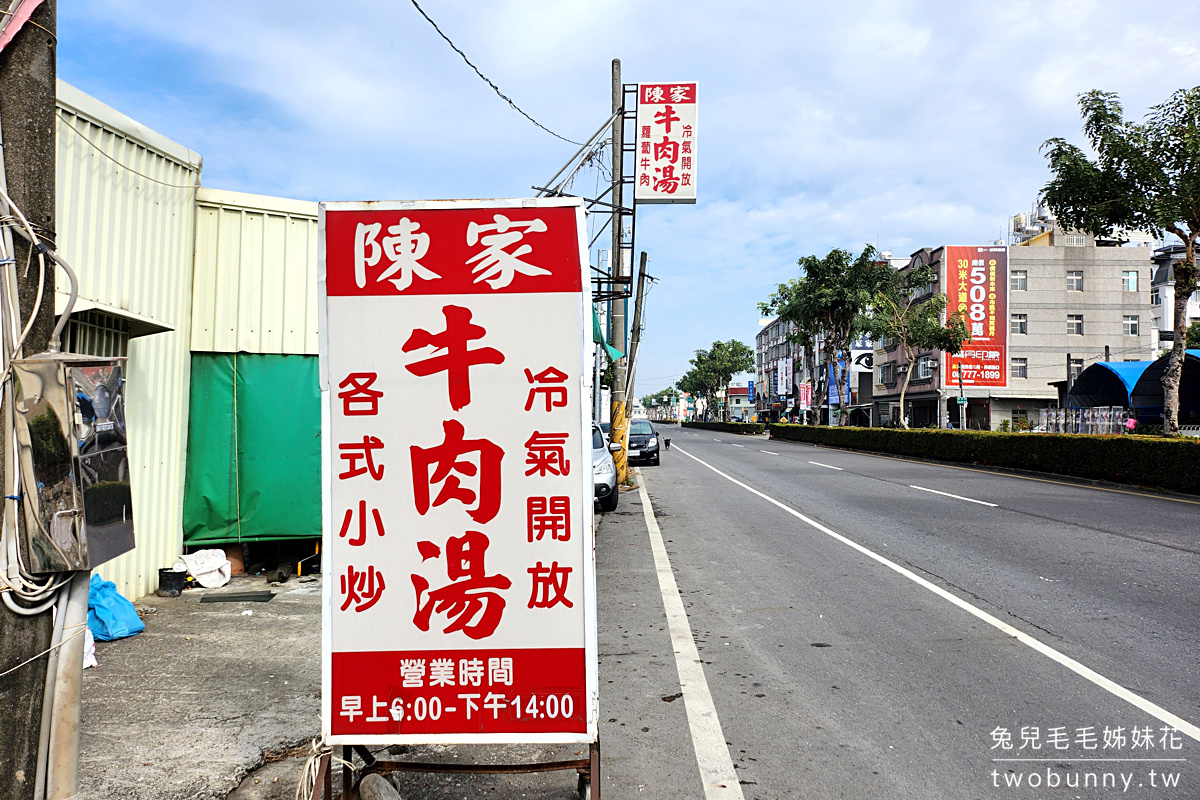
[755,317,799,422]
[872,236,1155,430]
[1149,243,1200,350]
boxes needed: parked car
[627,419,660,465]
[592,424,619,512]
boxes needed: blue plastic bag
[87,573,145,641]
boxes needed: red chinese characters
[339,435,385,480]
[524,432,570,477]
[404,305,504,411]
[324,200,591,740]
[411,531,511,639]
[635,83,698,203]
[341,565,386,612]
[527,562,573,609]
[338,373,383,416]
[527,496,570,542]
[410,420,505,525]
[340,500,386,547]
[524,366,569,412]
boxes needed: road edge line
[672,444,1200,743]
[636,474,745,799]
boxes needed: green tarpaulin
[182,353,321,544]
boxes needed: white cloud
[60,0,1200,393]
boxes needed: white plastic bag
[173,549,232,588]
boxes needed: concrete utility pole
[607,58,630,484]
[625,252,649,415]
[0,2,59,797]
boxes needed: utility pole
[607,58,630,484]
[0,2,59,798]
[625,252,649,414]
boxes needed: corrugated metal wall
[192,188,319,355]
[55,80,201,599]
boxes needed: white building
[1149,244,1200,352]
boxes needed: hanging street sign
[634,82,698,204]
[319,198,597,744]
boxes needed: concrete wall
[1007,245,1154,399]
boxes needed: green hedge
[768,424,1200,495]
[683,421,766,435]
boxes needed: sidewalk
[79,475,692,799]
[80,575,322,800]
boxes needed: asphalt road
[626,424,1199,799]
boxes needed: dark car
[626,419,660,465]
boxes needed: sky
[59,1,1200,397]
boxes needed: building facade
[1149,243,1200,351]
[872,241,1155,430]
[755,318,799,422]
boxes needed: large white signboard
[319,198,596,744]
[634,82,698,204]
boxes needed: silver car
[592,424,619,511]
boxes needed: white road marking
[636,476,744,799]
[671,444,1200,743]
[731,444,745,448]
[808,461,843,471]
[713,438,722,441]
[909,484,997,507]
[760,450,778,455]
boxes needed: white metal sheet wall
[55,80,201,599]
[192,188,319,355]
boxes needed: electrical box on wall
[10,354,134,573]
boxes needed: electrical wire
[293,739,353,800]
[407,0,582,146]
[55,112,199,188]
[0,624,83,680]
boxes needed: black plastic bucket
[157,567,186,597]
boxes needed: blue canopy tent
[1067,360,1151,408]
[1129,349,1200,423]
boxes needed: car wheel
[599,491,619,512]
[650,454,660,466]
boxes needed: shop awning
[55,292,173,338]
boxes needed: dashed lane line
[636,475,745,799]
[910,484,997,507]
[760,450,778,455]
[671,443,1200,744]
[808,461,843,471]
[731,444,745,448]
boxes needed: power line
[408,0,583,146]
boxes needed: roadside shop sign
[319,198,596,744]
[943,245,1008,389]
[634,82,698,204]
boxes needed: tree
[760,285,822,424]
[706,340,755,420]
[1186,319,1200,349]
[676,360,716,420]
[866,263,971,429]
[641,387,680,419]
[1041,88,1200,435]
[760,246,882,425]
[676,341,753,421]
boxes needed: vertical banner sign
[634,82,698,204]
[943,246,1008,389]
[319,198,596,744]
